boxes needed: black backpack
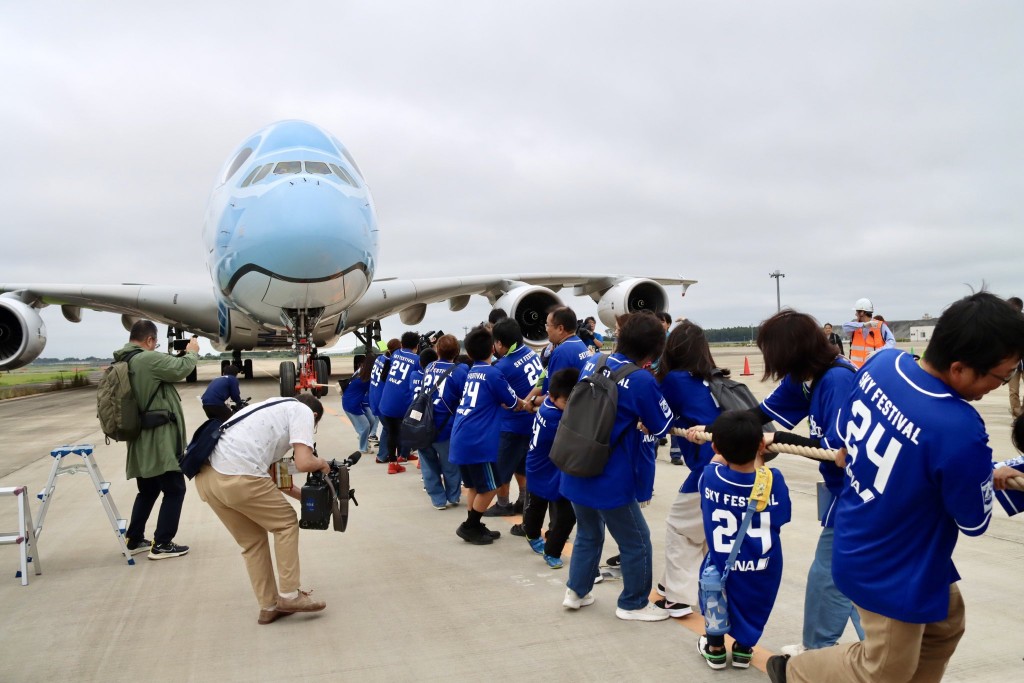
[549,354,641,478]
[400,364,456,450]
[708,369,776,433]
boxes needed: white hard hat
[854,298,874,312]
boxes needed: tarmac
[0,345,1022,682]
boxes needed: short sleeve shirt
[209,400,315,478]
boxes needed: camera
[417,329,443,353]
[171,337,196,351]
[299,451,361,532]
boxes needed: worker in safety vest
[842,298,895,368]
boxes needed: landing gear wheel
[321,355,331,376]
[220,360,231,376]
[313,358,330,397]
[280,361,296,397]
[243,358,254,380]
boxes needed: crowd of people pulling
[115,290,1024,681]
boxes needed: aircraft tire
[243,358,254,379]
[314,358,330,397]
[220,360,231,376]
[321,355,331,376]
[280,361,296,397]
[186,367,198,383]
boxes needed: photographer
[201,364,244,420]
[194,394,332,625]
[577,316,603,352]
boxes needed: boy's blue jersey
[543,335,590,393]
[832,349,994,624]
[660,370,721,493]
[559,353,673,509]
[994,455,1024,517]
[378,348,420,418]
[341,375,370,414]
[423,361,468,443]
[368,355,389,416]
[494,345,543,434]
[449,363,518,465]
[410,369,424,397]
[760,357,856,527]
[698,463,791,647]
[525,398,564,500]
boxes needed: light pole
[769,270,785,312]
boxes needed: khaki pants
[195,466,301,609]
[786,584,965,683]
[1009,368,1022,418]
[660,491,706,606]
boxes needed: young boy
[697,410,791,670]
[450,326,530,545]
[520,367,580,568]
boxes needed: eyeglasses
[988,369,1016,386]
[147,337,161,350]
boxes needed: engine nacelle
[0,298,47,370]
[493,286,564,348]
[596,278,669,329]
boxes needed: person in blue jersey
[202,364,244,420]
[450,326,530,545]
[697,411,791,670]
[368,338,400,464]
[655,321,723,617]
[378,332,422,475]
[420,335,467,510]
[993,414,1024,515]
[559,312,674,621]
[525,306,591,407]
[774,292,1024,683]
[519,367,580,569]
[341,357,374,455]
[716,309,863,656]
[484,318,544,518]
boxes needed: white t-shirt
[209,399,316,477]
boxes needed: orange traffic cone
[740,356,753,376]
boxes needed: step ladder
[35,444,135,566]
[1,486,42,585]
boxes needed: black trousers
[203,404,232,421]
[379,415,409,461]
[522,490,576,558]
[126,471,186,545]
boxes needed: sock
[497,495,510,506]
[706,634,726,651]
[279,590,299,600]
[467,509,483,527]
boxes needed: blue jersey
[494,345,543,435]
[423,360,468,443]
[660,370,721,493]
[449,363,519,465]
[201,375,241,406]
[994,455,1024,517]
[368,354,389,416]
[378,348,420,418]
[341,375,370,414]
[760,358,856,527]
[543,335,590,393]
[525,398,564,500]
[832,349,994,624]
[699,463,791,647]
[559,353,673,509]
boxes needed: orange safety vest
[849,324,886,368]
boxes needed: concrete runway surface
[0,346,1021,682]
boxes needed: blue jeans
[421,441,462,506]
[344,409,373,452]
[376,415,389,463]
[803,526,865,648]
[568,501,654,611]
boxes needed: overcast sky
[1,2,1021,359]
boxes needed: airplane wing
[0,282,220,336]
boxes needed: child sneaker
[387,462,406,474]
[731,643,754,669]
[456,522,494,545]
[543,554,563,569]
[527,536,545,555]
[698,635,727,670]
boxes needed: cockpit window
[222,147,254,184]
[329,163,357,187]
[241,164,273,187]
[305,161,331,175]
[273,161,302,175]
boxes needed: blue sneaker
[543,554,563,569]
[527,536,545,555]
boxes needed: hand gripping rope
[670,428,1024,492]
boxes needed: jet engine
[0,298,47,370]
[596,278,669,329]
[492,286,564,347]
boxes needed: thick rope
[669,427,1024,492]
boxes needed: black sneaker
[482,502,515,517]
[456,523,494,545]
[509,523,526,537]
[148,542,189,560]
[125,537,151,556]
[513,497,524,515]
[698,635,727,670]
[732,643,754,669]
[605,554,621,567]
[479,523,500,539]
[654,598,693,618]
[766,654,790,683]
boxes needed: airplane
[0,120,696,397]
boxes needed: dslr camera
[417,329,443,353]
[299,451,361,532]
